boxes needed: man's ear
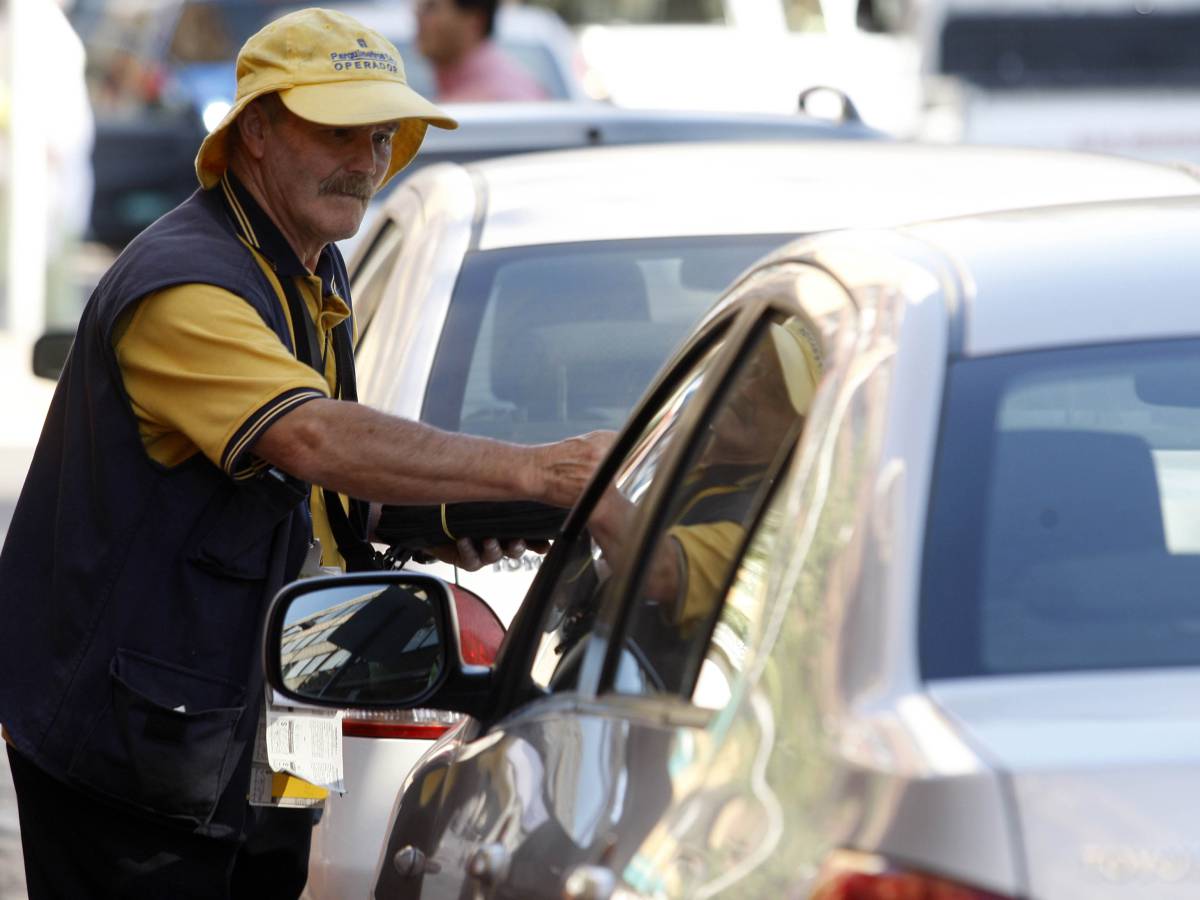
[235,101,270,160]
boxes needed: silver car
[271,184,1200,898]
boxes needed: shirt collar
[218,172,339,290]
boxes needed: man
[0,9,605,898]
[416,0,549,102]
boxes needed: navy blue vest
[0,187,327,836]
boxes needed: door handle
[563,864,616,900]
[466,842,510,886]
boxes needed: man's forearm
[254,399,534,504]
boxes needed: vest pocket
[67,649,246,825]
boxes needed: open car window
[601,313,822,698]
[522,335,729,696]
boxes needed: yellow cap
[195,7,457,189]
[769,318,824,415]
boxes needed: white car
[537,0,923,136]
[904,0,1200,164]
[302,142,1200,898]
[267,190,1200,899]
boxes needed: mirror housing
[263,571,493,719]
[797,85,863,125]
[32,330,75,381]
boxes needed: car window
[525,0,726,25]
[422,235,792,445]
[783,0,826,31]
[523,335,728,695]
[602,314,820,698]
[348,212,409,337]
[921,338,1200,679]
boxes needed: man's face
[416,0,477,64]
[259,106,397,249]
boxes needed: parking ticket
[248,694,346,807]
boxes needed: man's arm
[253,397,611,509]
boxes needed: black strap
[279,276,381,571]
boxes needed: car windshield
[421,235,791,444]
[921,339,1200,679]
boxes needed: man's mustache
[318,173,375,201]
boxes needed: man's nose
[345,131,380,176]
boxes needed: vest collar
[218,172,340,291]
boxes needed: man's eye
[374,131,395,146]
[329,128,351,139]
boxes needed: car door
[374,263,855,900]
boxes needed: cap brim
[278,79,458,132]
[195,81,457,190]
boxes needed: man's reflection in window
[591,318,822,694]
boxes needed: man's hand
[426,537,551,572]
[530,431,616,509]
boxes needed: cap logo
[329,46,399,73]
[357,38,367,48]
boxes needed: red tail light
[342,709,464,740]
[810,850,1013,900]
[449,583,504,666]
[342,583,503,739]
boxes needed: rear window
[422,236,790,444]
[920,339,1200,679]
[940,11,1200,89]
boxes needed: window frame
[482,260,855,725]
[596,311,811,700]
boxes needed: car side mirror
[263,571,493,718]
[797,85,863,126]
[32,330,75,381]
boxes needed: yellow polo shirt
[113,267,354,569]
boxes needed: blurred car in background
[269,186,1200,900]
[874,0,1200,165]
[79,0,587,249]
[523,0,923,136]
[297,141,1200,897]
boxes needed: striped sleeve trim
[221,387,325,478]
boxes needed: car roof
[460,141,1199,250]
[901,195,1200,357]
[399,101,875,171]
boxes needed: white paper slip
[264,696,346,794]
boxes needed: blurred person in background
[0,8,605,899]
[417,0,550,101]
